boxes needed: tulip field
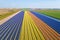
[0,10,60,40]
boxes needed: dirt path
[0,11,21,25]
[28,11,60,40]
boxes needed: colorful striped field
[19,11,45,40]
[0,11,60,40]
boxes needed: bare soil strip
[0,11,21,25]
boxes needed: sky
[0,0,60,8]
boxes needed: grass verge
[35,9,60,20]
